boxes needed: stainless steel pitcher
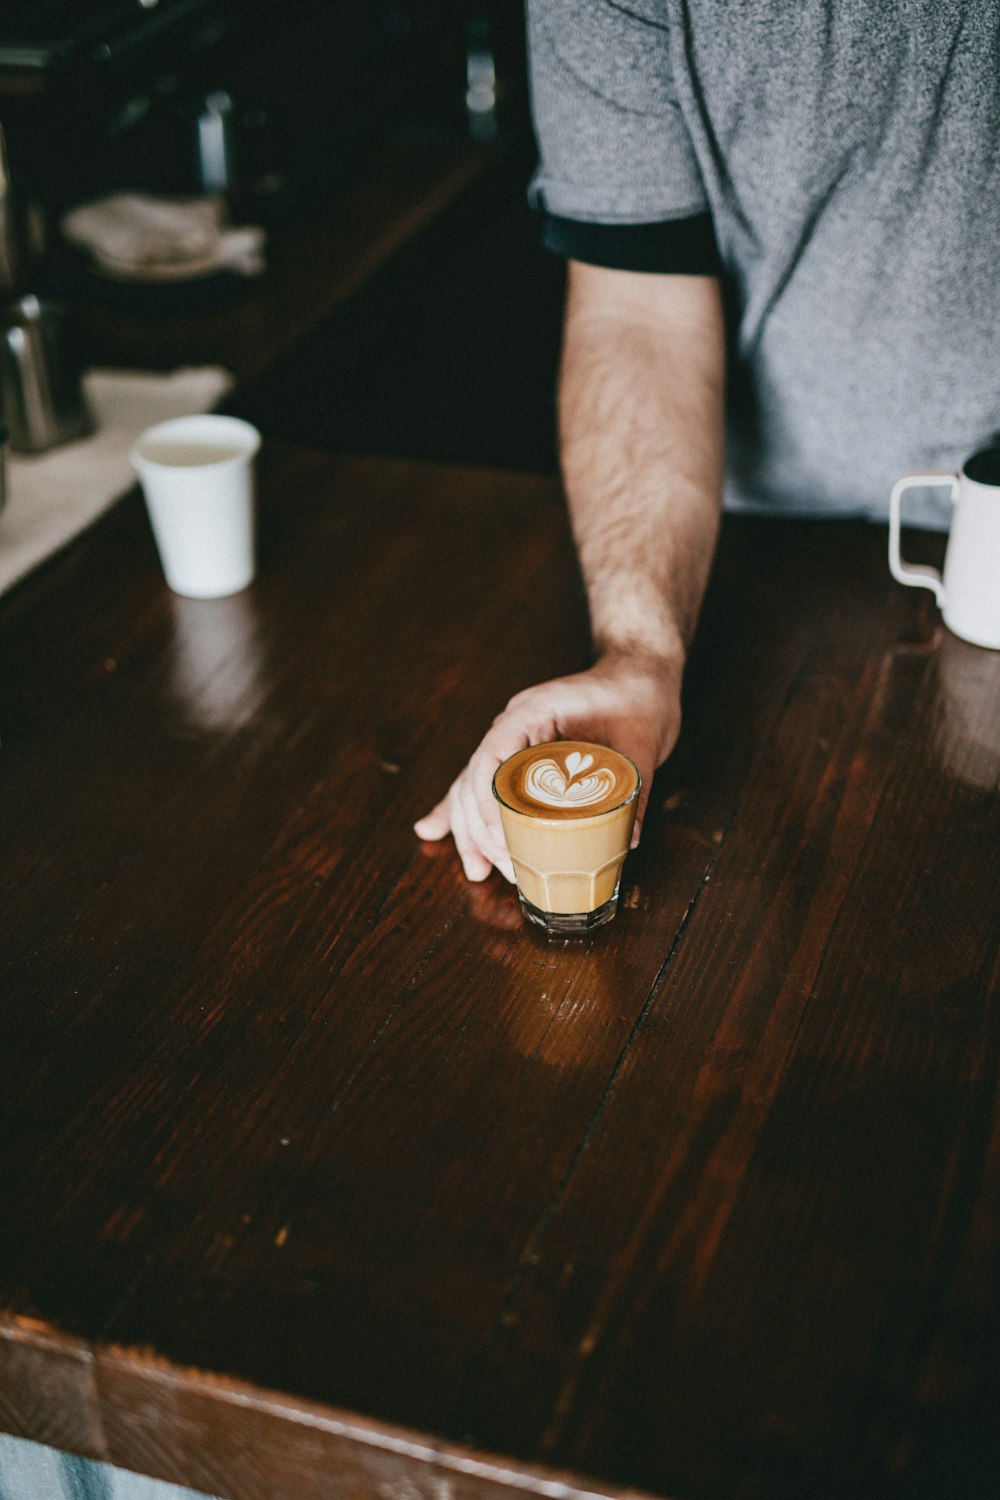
[0,295,94,453]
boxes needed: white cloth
[61,195,265,282]
[0,1432,222,1500]
[0,366,233,599]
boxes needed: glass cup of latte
[492,740,640,935]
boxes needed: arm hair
[558,261,726,669]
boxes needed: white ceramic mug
[131,414,261,599]
[890,446,1000,649]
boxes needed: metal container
[196,91,237,198]
[0,295,94,453]
[0,124,31,294]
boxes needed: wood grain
[1,453,998,1500]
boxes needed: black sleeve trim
[540,210,720,275]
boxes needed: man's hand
[414,651,682,881]
[417,261,723,884]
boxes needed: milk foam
[523,749,618,810]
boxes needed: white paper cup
[130,414,261,599]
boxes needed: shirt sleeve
[526,0,718,274]
[540,210,719,274]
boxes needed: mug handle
[888,472,959,607]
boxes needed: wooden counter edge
[0,1316,670,1500]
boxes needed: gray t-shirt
[527,0,1000,526]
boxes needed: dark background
[0,0,532,227]
[0,0,557,473]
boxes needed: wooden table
[1,446,999,1500]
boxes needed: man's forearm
[558,262,726,672]
[414,264,726,878]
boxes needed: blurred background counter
[0,0,534,381]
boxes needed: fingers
[414,700,544,882]
[451,711,543,880]
[465,724,532,854]
[415,772,514,883]
[458,775,515,882]
[413,799,451,842]
[451,818,494,882]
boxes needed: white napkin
[0,366,234,599]
[61,194,266,281]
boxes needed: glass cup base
[518,892,619,936]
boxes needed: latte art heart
[524,753,618,809]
